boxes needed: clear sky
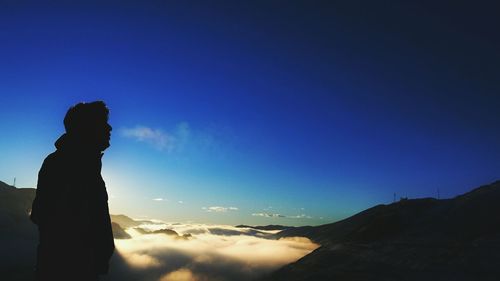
[0,1,499,226]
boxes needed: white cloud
[120,122,194,152]
[204,206,238,213]
[251,212,313,219]
[120,126,174,151]
[153,198,165,201]
[252,212,285,218]
[178,201,184,204]
[119,122,224,157]
[288,214,312,219]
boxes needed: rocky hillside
[0,181,36,236]
[266,181,500,281]
[0,181,38,281]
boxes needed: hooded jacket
[31,133,114,280]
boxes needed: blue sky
[1,1,499,226]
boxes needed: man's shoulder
[41,150,69,171]
[43,150,61,165]
[41,150,91,176]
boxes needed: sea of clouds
[103,222,318,281]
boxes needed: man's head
[64,101,112,151]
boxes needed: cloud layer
[105,222,318,281]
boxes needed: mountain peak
[0,180,15,191]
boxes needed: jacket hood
[54,133,68,150]
[55,133,103,158]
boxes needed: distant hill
[265,180,500,281]
[0,182,145,241]
[135,227,192,240]
[0,180,16,190]
[112,222,131,239]
[0,181,36,236]
[110,214,161,229]
[110,214,194,239]
[0,181,37,281]
[110,214,143,228]
[235,225,294,231]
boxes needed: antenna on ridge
[13,177,16,187]
[393,192,396,203]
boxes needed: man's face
[94,120,112,151]
[101,121,113,151]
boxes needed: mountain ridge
[266,180,500,281]
[235,224,293,231]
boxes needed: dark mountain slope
[268,180,500,281]
[0,181,36,236]
[110,214,162,229]
[0,181,37,281]
[110,214,143,228]
[111,222,131,239]
[0,180,15,190]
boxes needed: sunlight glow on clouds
[108,221,319,281]
[159,268,198,281]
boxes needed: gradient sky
[1,1,499,226]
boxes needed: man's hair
[64,101,109,133]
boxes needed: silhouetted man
[31,101,114,281]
